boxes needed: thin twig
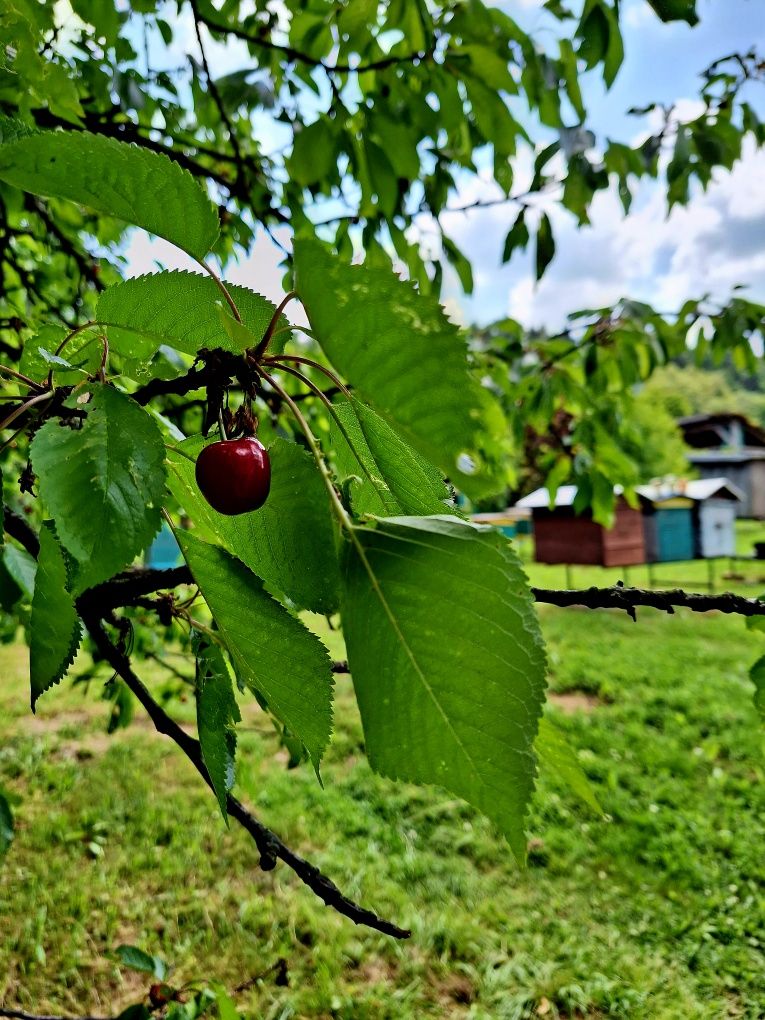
[81,614,410,939]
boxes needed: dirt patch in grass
[548,691,604,714]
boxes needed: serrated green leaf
[331,398,454,518]
[30,524,81,711]
[20,324,102,384]
[342,516,547,860]
[30,384,166,592]
[194,632,241,823]
[0,131,219,259]
[176,531,334,765]
[97,272,288,360]
[294,240,503,498]
[535,716,602,814]
[167,436,340,614]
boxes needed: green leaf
[294,240,504,498]
[0,786,14,858]
[749,653,765,722]
[646,0,698,24]
[342,516,547,860]
[176,531,334,766]
[30,384,167,592]
[97,272,287,360]
[30,524,81,711]
[289,120,337,187]
[535,213,555,280]
[167,437,340,615]
[502,209,530,263]
[442,233,474,294]
[331,398,454,518]
[4,544,36,600]
[20,324,102,384]
[194,633,241,823]
[114,944,168,981]
[535,716,602,814]
[0,131,219,260]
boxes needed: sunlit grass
[2,531,765,1018]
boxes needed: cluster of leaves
[1,0,762,329]
[470,293,765,523]
[0,126,556,864]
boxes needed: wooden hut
[679,413,765,519]
[517,485,646,567]
[638,477,742,559]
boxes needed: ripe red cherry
[195,437,271,515]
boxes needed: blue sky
[123,0,765,331]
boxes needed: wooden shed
[638,477,742,559]
[517,485,646,567]
[636,487,695,563]
[679,413,765,519]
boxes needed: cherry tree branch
[81,614,411,940]
[531,584,765,620]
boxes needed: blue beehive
[145,523,182,569]
[638,484,697,563]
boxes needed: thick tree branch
[532,584,765,620]
[82,614,410,940]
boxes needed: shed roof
[517,476,743,511]
[678,412,765,449]
[637,477,743,504]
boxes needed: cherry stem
[272,362,385,499]
[97,334,109,382]
[259,368,351,529]
[218,407,228,440]
[261,372,405,664]
[195,257,243,323]
[265,353,351,399]
[253,291,297,362]
[54,319,97,357]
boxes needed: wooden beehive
[517,487,646,567]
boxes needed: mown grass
[2,531,765,1018]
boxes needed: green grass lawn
[2,536,765,1018]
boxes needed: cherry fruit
[195,437,271,515]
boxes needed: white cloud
[440,137,765,330]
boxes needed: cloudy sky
[124,0,765,331]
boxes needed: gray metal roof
[637,477,743,504]
[517,476,743,510]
